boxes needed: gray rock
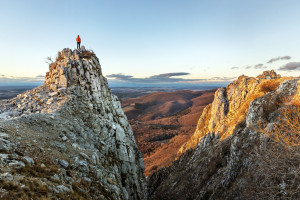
[1,172,13,181]
[0,154,9,159]
[59,160,69,168]
[9,161,25,169]
[61,136,68,142]
[22,156,34,165]
[51,142,67,153]
[49,92,58,96]
[0,133,9,139]
[52,174,60,181]
[55,185,70,193]
[79,152,89,160]
[0,142,9,153]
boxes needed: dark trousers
[77,42,81,49]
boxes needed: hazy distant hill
[0,86,36,100]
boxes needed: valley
[120,90,216,176]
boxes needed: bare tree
[45,56,53,64]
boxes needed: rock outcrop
[0,48,146,199]
[178,70,291,156]
[148,72,300,200]
[256,69,281,79]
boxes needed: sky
[0,0,300,86]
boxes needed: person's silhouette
[76,35,81,49]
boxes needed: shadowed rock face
[0,48,146,199]
[148,72,300,200]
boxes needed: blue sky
[0,0,300,86]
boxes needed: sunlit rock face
[0,48,147,199]
[177,70,292,157]
[148,72,299,200]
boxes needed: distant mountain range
[0,85,222,100]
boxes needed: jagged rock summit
[0,48,147,199]
[178,70,294,156]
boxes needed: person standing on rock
[76,35,81,49]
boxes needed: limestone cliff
[0,48,146,199]
[178,70,291,156]
[148,72,300,200]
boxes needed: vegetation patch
[149,124,180,130]
[258,97,300,146]
[134,101,157,110]
[259,79,281,93]
[80,50,96,59]
[148,132,175,142]
[15,164,59,179]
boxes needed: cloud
[107,72,234,86]
[107,72,201,83]
[231,67,239,70]
[106,74,133,80]
[267,56,291,63]
[278,62,300,71]
[245,66,252,69]
[210,77,236,81]
[150,72,190,78]
[254,64,267,69]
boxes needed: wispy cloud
[278,62,300,71]
[210,77,236,81]
[150,72,189,78]
[267,56,291,63]
[107,74,135,80]
[233,55,292,70]
[254,64,267,69]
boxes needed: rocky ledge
[0,48,147,199]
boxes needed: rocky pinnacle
[0,48,147,199]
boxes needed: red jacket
[76,36,81,43]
